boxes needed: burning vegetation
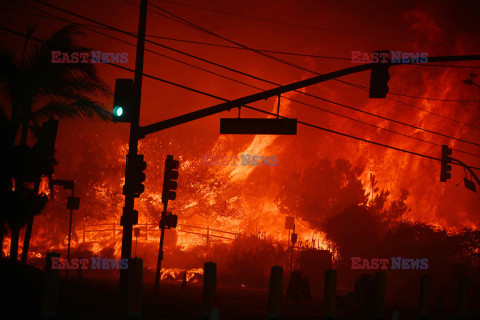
[4,120,479,290]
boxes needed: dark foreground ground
[2,261,480,319]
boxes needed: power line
[23,0,480,147]
[0,25,222,99]
[386,97,480,131]
[6,2,273,93]
[12,2,480,70]
[413,179,462,222]
[150,1,480,104]
[143,1,480,145]
[153,0,442,44]
[11,4,480,160]
[388,91,480,103]
[3,24,479,172]
[406,63,480,69]
[0,4,353,61]
[284,97,480,159]
[11,1,480,70]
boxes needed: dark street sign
[220,118,297,135]
[464,178,476,192]
[67,196,80,210]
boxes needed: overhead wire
[9,2,480,70]
[2,24,479,172]
[149,0,480,103]
[9,2,480,69]
[143,0,480,144]
[0,4,353,61]
[7,4,480,160]
[386,97,480,131]
[14,1,480,151]
[154,0,443,44]
[17,0,480,148]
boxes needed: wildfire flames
[1,2,479,289]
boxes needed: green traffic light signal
[113,106,124,117]
[113,79,134,122]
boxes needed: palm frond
[1,24,113,144]
[34,95,113,122]
[23,24,111,103]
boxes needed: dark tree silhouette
[0,24,111,261]
[275,158,368,228]
[322,205,385,259]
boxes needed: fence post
[373,272,386,320]
[267,266,283,320]
[419,275,432,319]
[323,269,336,320]
[202,261,217,320]
[41,251,60,318]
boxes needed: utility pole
[119,0,148,295]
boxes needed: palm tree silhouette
[0,24,112,262]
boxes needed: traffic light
[124,154,147,197]
[120,209,138,226]
[159,212,178,229]
[440,145,453,182]
[369,50,390,98]
[162,155,179,204]
[113,79,134,122]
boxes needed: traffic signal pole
[154,205,167,292]
[119,0,148,296]
[452,158,480,186]
[140,55,480,136]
